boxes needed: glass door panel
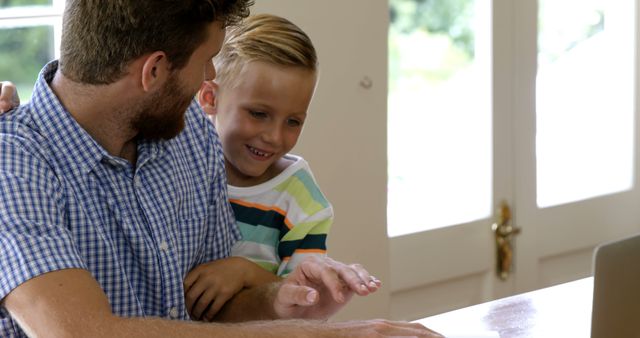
[387,0,492,236]
[536,0,636,208]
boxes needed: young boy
[0,14,379,322]
[184,14,354,321]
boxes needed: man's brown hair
[60,0,253,84]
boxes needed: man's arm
[3,268,248,337]
[3,268,440,338]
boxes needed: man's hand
[311,319,444,337]
[0,81,20,113]
[273,256,382,320]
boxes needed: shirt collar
[30,61,108,174]
[29,61,166,174]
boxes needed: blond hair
[214,13,318,88]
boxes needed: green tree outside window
[0,26,55,99]
[0,0,51,8]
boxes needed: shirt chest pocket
[175,215,208,265]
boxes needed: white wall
[251,1,391,320]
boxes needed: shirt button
[169,307,179,318]
[159,241,169,252]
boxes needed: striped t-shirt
[229,154,333,276]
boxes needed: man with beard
[0,1,441,337]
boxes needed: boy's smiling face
[214,61,317,187]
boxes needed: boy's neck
[226,156,295,187]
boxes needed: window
[0,0,63,99]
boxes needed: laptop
[591,233,640,338]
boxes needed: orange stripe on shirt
[281,249,328,260]
[294,249,327,254]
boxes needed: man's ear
[198,80,219,118]
[141,51,169,92]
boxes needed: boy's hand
[184,257,279,321]
[273,256,381,320]
[0,81,20,113]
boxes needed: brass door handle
[491,201,521,280]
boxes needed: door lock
[491,201,521,280]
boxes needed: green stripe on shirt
[237,221,280,246]
[275,170,329,214]
[280,218,332,242]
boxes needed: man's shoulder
[0,103,35,127]
[172,100,217,146]
[162,100,224,187]
[167,100,222,165]
[0,104,61,193]
[185,99,214,132]
[0,104,47,154]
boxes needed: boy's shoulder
[277,153,307,173]
[228,154,312,196]
[276,155,330,205]
[274,154,313,181]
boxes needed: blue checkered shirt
[0,61,240,337]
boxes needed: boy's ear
[141,51,169,92]
[198,80,219,117]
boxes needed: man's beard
[131,73,194,141]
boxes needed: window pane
[0,0,51,8]
[388,0,492,237]
[536,0,635,208]
[0,26,54,99]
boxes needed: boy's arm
[184,257,281,321]
[277,213,333,277]
[240,257,283,287]
[274,163,336,277]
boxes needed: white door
[389,0,640,320]
[254,0,640,321]
[513,0,640,293]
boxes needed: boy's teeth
[249,146,270,157]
